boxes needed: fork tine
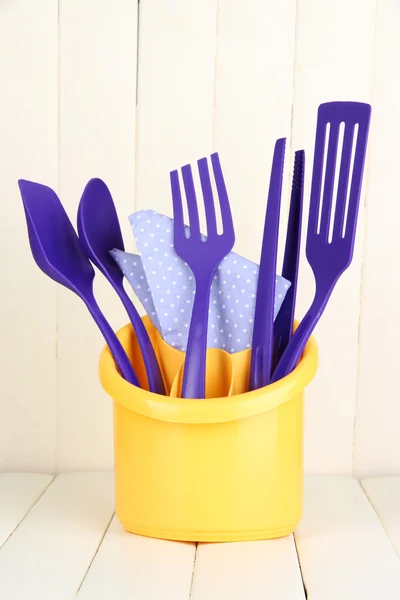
[319,121,339,241]
[182,164,201,238]
[170,169,185,241]
[198,157,217,237]
[332,123,354,239]
[308,116,328,237]
[210,153,234,241]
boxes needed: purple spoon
[77,178,165,395]
[18,179,140,387]
[249,138,286,391]
[272,149,305,371]
[272,101,371,382]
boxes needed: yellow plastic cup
[99,316,318,542]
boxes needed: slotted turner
[170,152,235,399]
[272,101,371,382]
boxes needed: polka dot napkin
[111,210,291,354]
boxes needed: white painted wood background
[0,0,397,477]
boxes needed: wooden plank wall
[0,0,397,478]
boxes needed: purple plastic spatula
[249,138,286,391]
[170,153,235,399]
[18,179,140,387]
[272,101,371,382]
[77,178,165,394]
[273,149,305,370]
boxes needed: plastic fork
[170,152,235,399]
[250,138,286,391]
[272,149,305,371]
[272,101,371,382]
[18,179,140,387]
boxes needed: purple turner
[170,153,235,399]
[249,138,286,391]
[77,178,165,394]
[273,150,305,371]
[18,179,140,387]
[272,101,371,382]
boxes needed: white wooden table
[0,473,399,599]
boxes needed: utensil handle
[271,288,331,382]
[117,286,165,394]
[181,279,210,399]
[273,150,304,370]
[85,296,140,386]
[250,138,285,390]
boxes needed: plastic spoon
[18,179,139,386]
[77,178,165,394]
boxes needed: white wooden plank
[0,0,58,471]
[0,472,114,600]
[0,473,53,547]
[58,0,138,471]
[135,0,218,215]
[191,536,305,600]
[77,515,196,599]
[213,0,297,264]
[354,0,400,478]
[295,475,400,599]
[362,477,400,556]
[291,0,376,474]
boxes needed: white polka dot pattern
[110,209,291,353]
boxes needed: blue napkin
[111,210,291,353]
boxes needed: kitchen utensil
[273,150,305,370]
[77,178,165,394]
[170,152,235,399]
[272,101,371,382]
[250,138,286,390]
[170,347,234,398]
[111,210,290,354]
[18,179,139,386]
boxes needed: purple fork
[170,153,235,399]
[272,101,371,382]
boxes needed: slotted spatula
[272,101,371,382]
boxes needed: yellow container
[99,317,318,542]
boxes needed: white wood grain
[0,472,114,600]
[77,515,196,599]
[354,0,400,478]
[135,0,218,216]
[295,475,400,599]
[291,0,376,474]
[362,477,400,556]
[0,473,53,547]
[213,0,297,264]
[191,536,305,600]
[0,0,58,472]
[57,0,138,471]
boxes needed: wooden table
[0,473,399,599]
